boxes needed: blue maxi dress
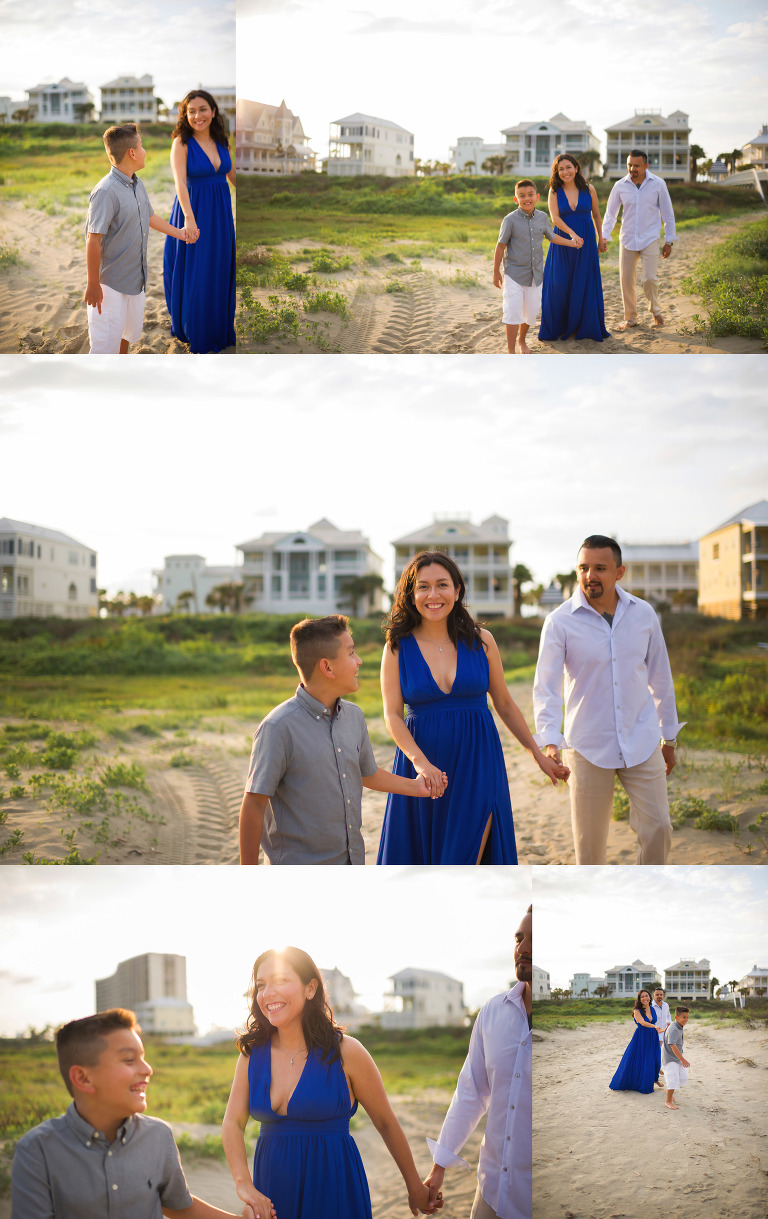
[248,1040,372,1219]
[539,187,610,342]
[163,137,236,353]
[609,1007,660,1093]
[376,634,518,864]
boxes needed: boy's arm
[362,766,445,799]
[239,792,268,864]
[10,1136,55,1219]
[164,1197,254,1219]
[84,233,103,310]
[548,232,582,248]
[149,214,190,242]
[493,243,506,287]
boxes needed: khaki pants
[470,1185,498,1219]
[619,240,661,320]
[565,747,672,864]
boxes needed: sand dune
[533,1021,768,1219]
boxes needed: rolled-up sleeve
[533,614,567,749]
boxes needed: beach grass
[534,996,768,1031]
[679,215,768,348]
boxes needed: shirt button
[337,748,341,753]
[503,1167,508,1173]
[510,1105,514,1110]
[507,1136,511,1141]
[316,715,320,720]
[346,799,350,804]
[107,1151,112,1157]
[342,773,346,778]
[112,1184,118,1191]
[86,1141,91,1147]
[515,1073,520,1078]
[522,1040,527,1045]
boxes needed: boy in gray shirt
[661,1006,690,1110]
[84,123,193,355]
[492,179,582,354]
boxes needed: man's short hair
[56,1009,140,1097]
[579,535,622,565]
[628,149,649,163]
[290,614,349,680]
[103,123,141,164]
[653,987,664,994]
[675,1005,689,1015]
[515,179,537,193]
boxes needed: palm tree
[206,582,245,613]
[556,570,578,597]
[73,102,95,123]
[709,975,720,998]
[689,143,706,181]
[481,155,507,177]
[580,988,590,1000]
[12,108,33,123]
[338,573,385,616]
[175,590,195,614]
[594,985,610,999]
[579,148,602,180]
[512,564,533,618]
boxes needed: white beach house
[0,517,97,619]
[737,965,768,998]
[664,958,711,1001]
[604,959,663,996]
[533,965,551,1001]
[236,98,316,174]
[742,124,768,171]
[605,109,690,180]
[328,113,414,177]
[100,75,157,123]
[382,968,466,1029]
[621,541,699,610]
[152,554,242,614]
[26,78,95,123]
[392,514,513,617]
[452,114,599,177]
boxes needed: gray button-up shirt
[85,166,154,295]
[11,1103,192,1219]
[498,207,559,286]
[245,684,378,865]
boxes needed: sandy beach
[0,1095,482,1219]
[0,168,236,355]
[533,1020,768,1219]
[0,680,765,866]
[238,214,764,356]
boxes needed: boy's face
[326,629,362,693]
[75,1028,153,1117]
[677,1012,690,1026]
[515,186,540,214]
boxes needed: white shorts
[663,1061,688,1089]
[502,276,542,326]
[88,283,146,353]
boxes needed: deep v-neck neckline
[192,135,221,173]
[560,185,580,213]
[268,1042,310,1117]
[412,634,460,697]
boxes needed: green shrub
[303,290,349,317]
[101,762,148,790]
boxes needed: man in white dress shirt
[533,535,684,865]
[422,907,532,1219]
[651,987,671,1087]
[602,150,676,330]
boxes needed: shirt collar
[109,165,137,188]
[66,1101,135,1147]
[505,980,529,1012]
[570,583,635,614]
[295,683,340,720]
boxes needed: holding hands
[569,233,584,249]
[536,751,570,785]
[182,224,200,243]
[414,758,449,800]
[422,1164,446,1213]
[408,1177,444,1215]
[598,236,608,254]
[235,1183,276,1219]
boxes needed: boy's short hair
[515,179,537,193]
[103,123,141,164]
[675,1005,689,1015]
[290,614,349,681]
[56,1008,140,1096]
[579,534,622,566]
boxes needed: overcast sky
[238,0,767,164]
[1,355,765,597]
[535,867,768,991]
[0,866,529,1036]
[2,0,234,106]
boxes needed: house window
[713,543,720,560]
[68,582,77,601]
[18,575,30,594]
[0,540,14,554]
[1,568,12,594]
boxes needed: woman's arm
[170,136,197,232]
[548,188,577,241]
[632,1011,657,1029]
[482,630,569,785]
[227,162,236,188]
[343,1038,438,1216]
[381,643,444,793]
[589,184,607,253]
[221,1055,276,1218]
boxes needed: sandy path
[0,167,235,354]
[238,214,764,356]
[533,1021,768,1218]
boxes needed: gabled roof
[744,124,768,147]
[501,113,594,135]
[664,958,710,970]
[332,112,413,133]
[0,517,93,549]
[101,74,154,88]
[705,499,768,534]
[606,110,690,132]
[390,967,461,982]
[236,98,307,137]
[237,519,371,550]
[621,541,698,561]
[605,959,657,972]
[393,515,509,546]
[27,77,89,92]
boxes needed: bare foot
[665,1100,679,1109]
[653,313,664,327]
[615,320,639,332]
[518,339,531,354]
[655,1080,665,1088]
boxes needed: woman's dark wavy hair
[633,989,653,1013]
[549,153,588,193]
[172,90,229,147]
[236,947,344,1064]
[386,551,482,653]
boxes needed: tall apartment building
[664,958,711,1001]
[26,78,94,123]
[392,514,513,617]
[153,554,241,613]
[605,109,690,180]
[96,953,195,1036]
[328,113,414,177]
[0,517,97,619]
[381,968,466,1030]
[100,75,157,123]
[698,499,768,620]
[237,518,384,616]
[236,99,316,174]
[621,541,699,610]
[604,959,662,996]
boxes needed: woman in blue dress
[539,153,610,343]
[222,947,439,1219]
[164,90,236,353]
[377,552,569,865]
[609,990,663,1094]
